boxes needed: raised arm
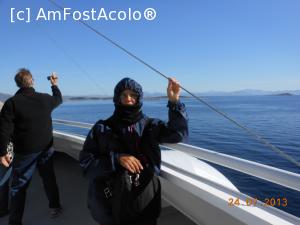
[157,78,188,143]
[49,73,62,108]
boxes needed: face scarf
[113,104,143,124]
[112,78,144,125]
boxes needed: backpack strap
[89,119,115,157]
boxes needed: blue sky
[0,0,299,95]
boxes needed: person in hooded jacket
[79,77,188,225]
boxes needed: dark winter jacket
[80,101,188,176]
[79,78,188,224]
[0,86,62,156]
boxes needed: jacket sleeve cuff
[167,100,185,110]
[110,152,129,171]
[0,150,7,157]
[51,85,60,92]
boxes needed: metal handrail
[53,119,93,129]
[53,119,300,192]
[163,143,300,192]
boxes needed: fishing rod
[35,25,108,95]
[47,0,300,168]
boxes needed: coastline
[64,95,192,101]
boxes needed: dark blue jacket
[79,101,188,224]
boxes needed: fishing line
[35,25,108,95]
[47,0,300,168]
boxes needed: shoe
[50,207,63,218]
[0,209,9,218]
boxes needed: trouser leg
[9,153,38,225]
[37,149,60,208]
[0,180,9,214]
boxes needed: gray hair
[14,68,33,88]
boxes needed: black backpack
[110,166,161,224]
[104,117,161,225]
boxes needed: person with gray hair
[0,101,11,218]
[0,68,63,225]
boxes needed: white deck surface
[0,152,196,225]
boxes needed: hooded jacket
[79,78,188,224]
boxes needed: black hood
[111,78,144,125]
[113,77,143,107]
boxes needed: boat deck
[0,152,196,225]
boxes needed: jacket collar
[15,87,35,96]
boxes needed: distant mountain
[63,95,112,101]
[287,90,300,95]
[1,89,299,102]
[274,93,293,96]
[63,95,170,101]
[0,93,11,102]
[189,89,300,96]
[63,89,300,97]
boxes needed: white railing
[53,119,300,192]
[163,143,300,192]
